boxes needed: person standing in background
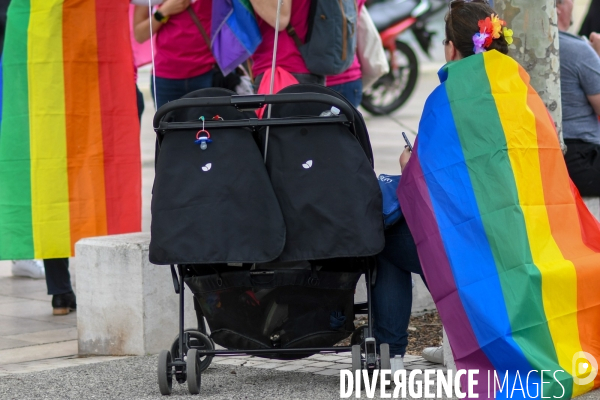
[250,0,320,87]
[558,0,600,196]
[579,0,600,38]
[133,0,215,109]
[327,0,366,108]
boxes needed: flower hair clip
[472,13,513,54]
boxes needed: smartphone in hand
[402,132,413,152]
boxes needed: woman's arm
[399,147,411,173]
[249,0,291,31]
[133,0,191,43]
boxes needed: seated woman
[373,0,511,373]
[394,0,600,397]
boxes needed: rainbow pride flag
[211,0,262,76]
[398,50,600,399]
[0,0,141,260]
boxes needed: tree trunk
[494,0,564,150]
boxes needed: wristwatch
[153,10,169,24]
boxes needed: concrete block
[583,197,600,220]
[76,233,195,356]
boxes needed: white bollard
[76,233,196,356]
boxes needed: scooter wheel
[361,40,419,115]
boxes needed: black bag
[259,84,384,261]
[150,88,286,265]
[286,0,358,76]
[185,264,361,356]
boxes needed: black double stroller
[151,84,390,395]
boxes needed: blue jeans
[151,70,214,109]
[372,218,427,357]
[328,79,363,108]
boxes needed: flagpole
[263,0,283,163]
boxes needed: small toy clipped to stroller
[151,84,388,395]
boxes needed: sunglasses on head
[449,0,490,9]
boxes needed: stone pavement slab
[0,340,78,365]
[0,261,79,366]
[2,354,600,400]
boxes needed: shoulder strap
[285,25,303,48]
[286,0,318,48]
[186,6,211,50]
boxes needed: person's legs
[372,218,425,358]
[184,69,214,94]
[135,84,145,122]
[152,71,215,110]
[44,258,76,315]
[328,79,363,108]
[44,258,72,295]
[152,76,188,110]
[564,139,600,196]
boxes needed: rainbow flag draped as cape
[398,50,600,399]
[0,0,141,260]
[211,0,262,76]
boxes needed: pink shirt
[326,0,366,87]
[252,0,311,77]
[154,0,216,79]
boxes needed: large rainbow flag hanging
[398,50,600,399]
[211,0,262,76]
[0,0,141,260]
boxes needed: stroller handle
[153,93,355,129]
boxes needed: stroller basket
[185,266,361,357]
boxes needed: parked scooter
[361,0,444,115]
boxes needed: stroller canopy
[150,86,384,265]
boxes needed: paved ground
[0,356,448,400]
[1,2,598,397]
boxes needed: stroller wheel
[379,343,391,371]
[157,350,173,395]
[171,329,214,372]
[352,344,362,374]
[187,348,202,395]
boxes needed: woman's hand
[590,32,600,57]
[160,0,191,17]
[399,147,412,172]
[249,0,291,31]
[133,0,191,44]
